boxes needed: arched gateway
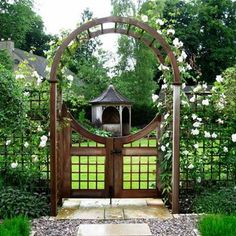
[49,16,181,216]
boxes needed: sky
[34,0,118,54]
[35,0,112,35]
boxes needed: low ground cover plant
[192,185,236,215]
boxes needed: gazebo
[90,84,132,136]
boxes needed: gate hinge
[111,149,122,155]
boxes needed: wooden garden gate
[58,105,162,200]
[50,16,182,215]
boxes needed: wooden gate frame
[49,16,181,216]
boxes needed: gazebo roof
[90,85,132,104]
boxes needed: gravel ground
[31,214,199,236]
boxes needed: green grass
[198,215,236,236]
[0,216,30,236]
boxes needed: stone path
[56,198,172,220]
[77,223,152,236]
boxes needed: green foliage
[198,215,236,236]
[0,65,26,136]
[0,0,52,56]
[164,0,236,82]
[0,216,30,236]
[0,186,49,219]
[0,49,13,70]
[193,185,236,215]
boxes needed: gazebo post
[119,106,123,136]
[172,84,181,214]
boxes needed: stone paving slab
[71,207,105,219]
[77,223,152,236]
[105,207,124,220]
[124,206,172,220]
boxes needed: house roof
[14,48,48,78]
[90,85,132,104]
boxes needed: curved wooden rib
[118,115,161,144]
[89,28,165,64]
[62,104,107,144]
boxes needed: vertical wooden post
[61,105,72,197]
[50,81,58,216]
[172,84,181,214]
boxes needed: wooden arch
[49,16,181,215]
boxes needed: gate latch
[111,149,122,155]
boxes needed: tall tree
[0,0,52,55]
[163,0,236,82]
[111,0,159,107]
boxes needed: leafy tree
[0,0,52,55]
[163,0,236,82]
[111,0,159,107]
[0,49,13,70]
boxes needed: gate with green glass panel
[60,105,162,199]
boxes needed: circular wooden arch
[49,16,181,215]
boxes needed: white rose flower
[196,177,201,183]
[156,19,164,25]
[162,83,168,89]
[193,84,202,93]
[223,147,228,153]
[32,155,38,162]
[193,143,199,149]
[177,56,184,63]
[164,113,170,120]
[182,83,186,89]
[191,129,199,135]
[216,119,224,124]
[192,114,198,120]
[67,75,74,82]
[186,64,192,70]
[11,162,18,168]
[232,134,236,142]
[161,145,166,152]
[6,140,11,145]
[167,29,175,35]
[16,74,25,79]
[183,150,189,155]
[158,64,169,71]
[39,140,47,148]
[23,92,30,96]
[152,94,159,102]
[181,51,187,60]
[204,131,211,138]
[24,142,29,148]
[141,15,148,22]
[37,126,43,132]
[157,102,163,108]
[190,96,196,103]
[216,75,223,83]
[211,132,217,138]
[193,122,202,128]
[202,99,210,106]
[197,117,202,122]
[40,135,48,142]
[202,83,208,90]
[173,38,183,48]
[188,164,194,169]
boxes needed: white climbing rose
[152,94,159,102]
[11,162,18,168]
[232,134,236,142]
